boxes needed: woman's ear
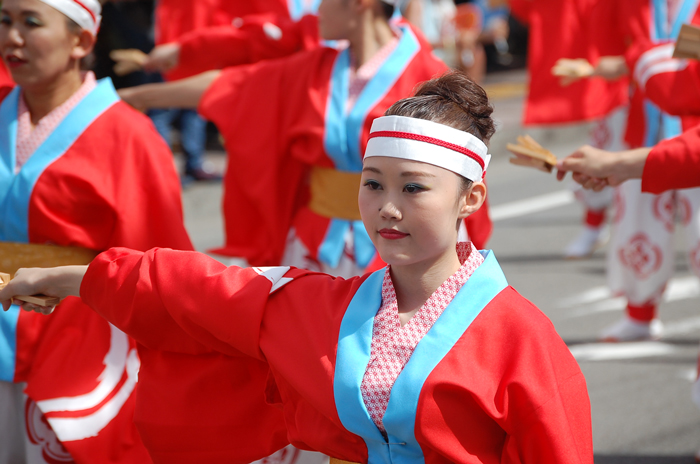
[458,181,486,219]
[70,29,95,61]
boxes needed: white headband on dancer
[38,0,102,36]
[365,115,491,182]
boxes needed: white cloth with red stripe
[37,0,101,36]
[365,115,491,182]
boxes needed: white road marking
[490,190,575,222]
[570,342,677,362]
[559,275,700,318]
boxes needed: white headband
[39,0,101,36]
[364,115,491,182]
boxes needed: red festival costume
[198,28,492,269]
[80,246,593,464]
[0,77,191,462]
[604,0,700,325]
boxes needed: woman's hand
[143,43,181,73]
[556,145,650,190]
[0,266,88,314]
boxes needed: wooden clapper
[674,24,700,59]
[506,135,558,173]
[0,242,98,306]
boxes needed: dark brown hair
[385,71,495,191]
[385,70,495,142]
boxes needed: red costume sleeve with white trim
[173,14,320,80]
[82,247,592,463]
[642,125,700,193]
[627,43,700,116]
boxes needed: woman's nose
[3,26,23,47]
[379,201,401,220]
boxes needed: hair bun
[385,71,495,142]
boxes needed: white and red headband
[39,0,101,36]
[365,115,491,182]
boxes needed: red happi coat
[0,79,191,463]
[510,0,629,125]
[198,29,492,267]
[81,246,593,464]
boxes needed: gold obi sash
[330,458,361,464]
[0,242,98,277]
[308,166,362,221]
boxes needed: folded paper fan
[506,135,558,173]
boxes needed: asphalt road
[178,70,700,463]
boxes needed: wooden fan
[506,135,558,173]
[673,24,700,59]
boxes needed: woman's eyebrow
[362,166,381,174]
[401,171,436,178]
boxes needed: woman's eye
[25,16,42,27]
[404,183,424,194]
[363,180,382,190]
[0,15,11,25]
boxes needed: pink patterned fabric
[15,72,97,173]
[346,32,401,114]
[360,242,484,432]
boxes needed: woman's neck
[390,247,462,324]
[347,12,395,68]
[23,70,83,125]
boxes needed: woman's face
[359,156,484,268]
[0,0,85,88]
[317,0,358,41]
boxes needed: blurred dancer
[120,0,493,277]
[0,0,192,462]
[599,0,700,342]
[508,0,630,259]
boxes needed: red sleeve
[508,0,532,24]
[171,14,319,80]
[198,51,327,265]
[642,126,700,193]
[82,248,292,463]
[628,41,700,116]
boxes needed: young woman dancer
[1,71,593,464]
[0,0,195,461]
[118,0,492,278]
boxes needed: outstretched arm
[118,70,220,111]
[555,145,649,191]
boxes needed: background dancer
[598,0,700,342]
[118,0,492,277]
[0,0,192,461]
